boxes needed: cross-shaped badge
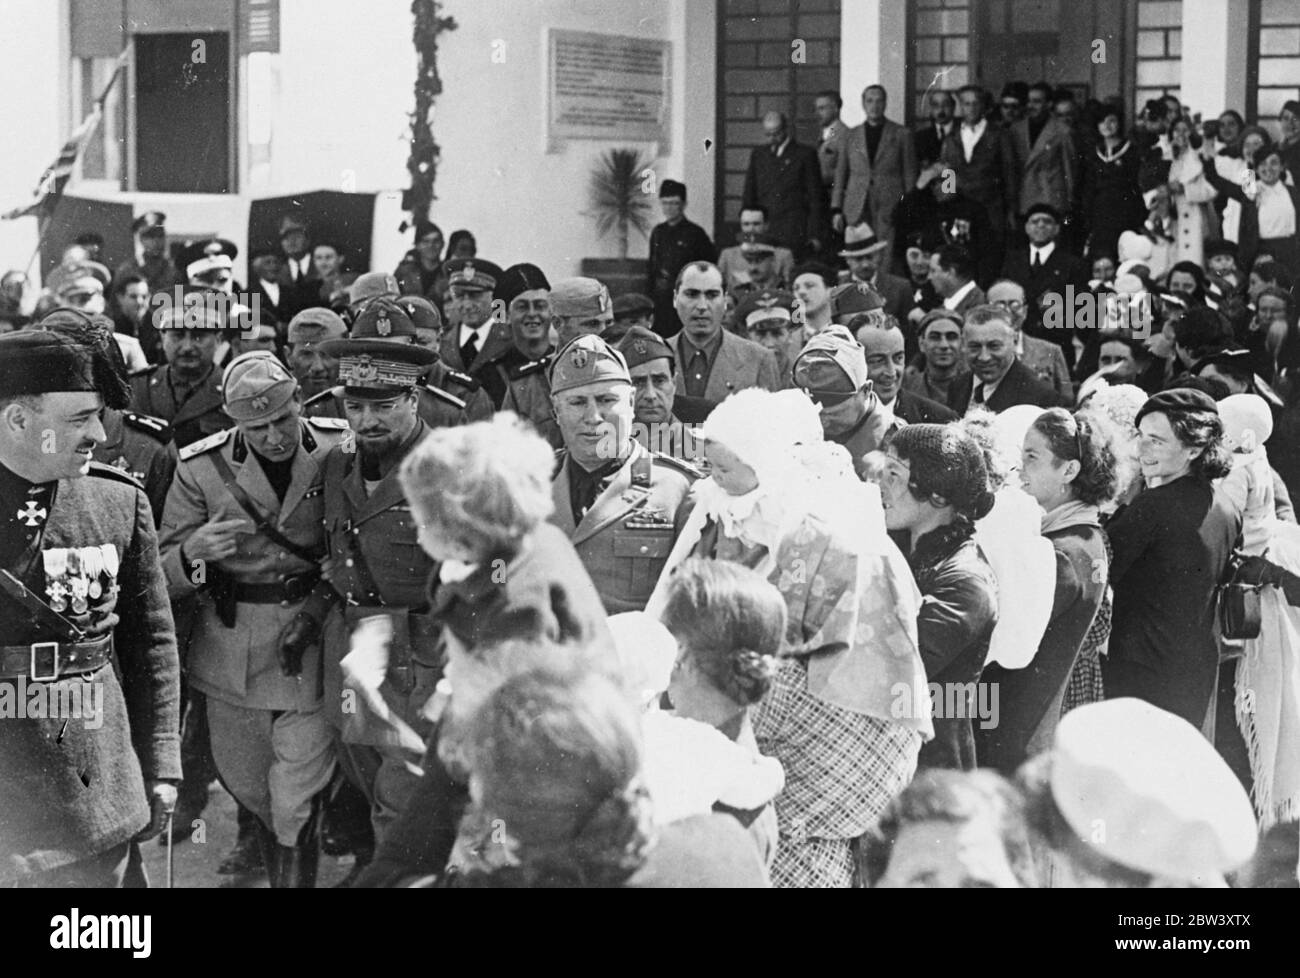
[17,500,47,527]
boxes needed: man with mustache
[476,264,559,445]
[0,331,180,887]
[279,299,441,848]
[158,352,346,887]
[129,304,235,449]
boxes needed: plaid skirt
[755,657,922,888]
[1062,590,1110,716]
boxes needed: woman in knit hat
[647,388,932,888]
[879,423,998,771]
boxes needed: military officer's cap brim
[317,337,438,365]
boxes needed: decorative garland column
[403,0,458,223]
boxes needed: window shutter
[240,0,280,53]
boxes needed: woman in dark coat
[1103,388,1241,728]
[976,409,1118,774]
[881,424,999,771]
[1080,106,1145,259]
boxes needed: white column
[1180,0,1249,118]
[840,0,907,126]
[672,0,717,235]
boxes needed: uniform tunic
[93,409,177,528]
[646,218,716,337]
[0,462,181,881]
[129,363,231,449]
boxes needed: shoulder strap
[0,569,86,642]
[631,454,652,489]
[205,450,323,565]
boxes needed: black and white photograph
[0,0,1296,940]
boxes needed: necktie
[1032,250,1043,269]
[972,383,986,405]
[460,331,479,367]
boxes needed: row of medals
[43,545,120,615]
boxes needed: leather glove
[1235,554,1284,588]
[278,612,321,677]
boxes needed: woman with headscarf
[975,409,1119,774]
[647,388,932,888]
[1104,388,1240,727]
[878,424,999,771]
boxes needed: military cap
[48,261,110,298]
[0,331,123,403]
[550,277,611,319]
[735,288,795,332]
[793,324,868,401]
[153,300,229,332]
[413,219,442,243]
[839,221,889,257]
[612,292,654,321]
[443,257,503,293]
[1050,699,1257,883]
[659,179,687,200]
[549,333,631,394]
[829,280,886,320]
[738,232,778,256]
[395,294,443,336]
[320,297,436,395]
[132,211,167,236]
[181,238,239,281]
[615,325,675,373]
[495,263,551,308]
[348,271,400,308]
[1023,201,1062,224]
[1204,238,1240,261]
[286,307,347,345]
[222,350,299,422]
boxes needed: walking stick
[165,811,175,889]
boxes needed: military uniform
[302,382,474,430]
[93,409,177,528]
[130,363,230,449]
[430,360,493,422]
[479,348,560,447]
[0,332,181,886]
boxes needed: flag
[2,48,129,221]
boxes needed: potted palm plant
[580,147,654,296]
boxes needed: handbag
[1218,549,1263,641]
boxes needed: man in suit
[0,332,180,887]
[669,262,780,401]
[816,90,848,193]
[948,305,1066,414]
[438,257,511,374]
[159,353,345,887]
[851,314,957,426]
[894,163,998,287]
[717,205,796,292]
[646,180,716,337]
[930,244,986,317]
[1009,82,1078,227]
[276,212,323,321]
[840,223,914,324]
[548,333,698,613]
[914,90,957,168]
[986,278,1074,404]
[832,85,917,273]
[249,249,290,328]
[742,112,825,258]
[940,84,1019,274]
[1000,202,1091,367]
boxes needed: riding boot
[217,804,266,875]
[271,794,324,889]
[254,818,281,885]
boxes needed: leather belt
[234,572,320,606]
[0,634,113,682]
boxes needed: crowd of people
[3,78,1300,890]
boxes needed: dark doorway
[135,32,231,193]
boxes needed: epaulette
[306,416,349,431]
[129,363,161,379]
[120,410,172,443]
[510,357,551,381]
[423,384,467,410]
[87,460,144,489]
[443,368,481,392]
[178,428,233,461]
[651,452,703,480]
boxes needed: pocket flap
[613,531,674,559]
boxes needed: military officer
[614,325,715,462]
[552,276,616,350]
[0,332,180,887]
[130,303,234,448]
[394,294,494,421]
[438,257,511,373]
[475,263,559,445]
[302,298,476,431]
[793,324,900,480]
[734,288,799,388]
[548,333,698,614]
[282,322,441,843]
[285,307,347,402]
[157,352,345,887]
[112,211,181,296]
[37,309,177,526]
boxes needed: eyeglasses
[991,299,1025,312]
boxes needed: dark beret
[659,179,687,200]
[1024,202,1062,223]
[495,263,551,308]
[1204,239,1240,260]
[1135,387,1220,425]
